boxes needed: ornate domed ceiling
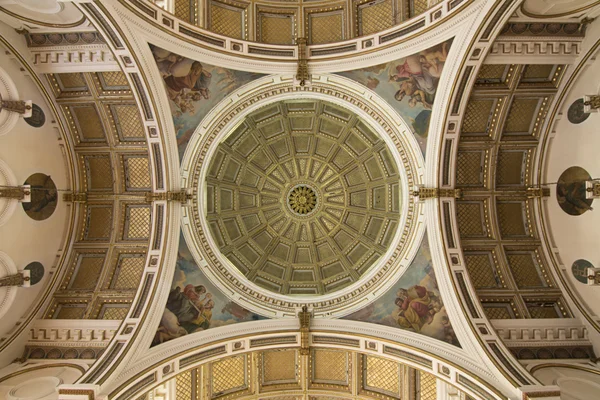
[204,99,402,296]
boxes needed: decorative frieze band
[31,45,120,73]
[486,39,581,63]
[28,320,120,345]
[492,319,590,347]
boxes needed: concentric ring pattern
[205,100,402,295]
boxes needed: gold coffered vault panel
[41,69,153,323]
[147,350,447,399]
[208,0,247,40]
[455,62,569,321]
[204,100,402,295]
[158,0,433,43]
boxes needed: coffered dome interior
[204,99,403,296]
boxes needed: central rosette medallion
[203,99,405,296]
[287,184,318,216]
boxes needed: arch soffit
[422,0,541,393]
[107,320,506,400]
[50,4,182,388]
[102,0,486,74]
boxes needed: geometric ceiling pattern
[147,349,441,400]
[177,0,429,44]
[206,100,401,295]
[456,63,570,321]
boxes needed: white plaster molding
[492,319,590,347]
[30,44,120,73]
[0,1,85,30]
[64,6,185,391]
[0,65,21,137]
[486,37,582,64]
[27,320,120,347]
[531,17,600,357]
[7,376,62,400]
[0,158,19,227]
[519,0,600,19]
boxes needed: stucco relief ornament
[180,75,425,318]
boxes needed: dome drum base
[181,76,424,317]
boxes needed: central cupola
[180,76,424,317]
[201,99,403,296]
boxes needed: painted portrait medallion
[567,99,590,124]
[556,166,593,216]
[22,173,58,221]
[24,104,46,128]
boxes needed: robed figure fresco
[153,234,263,346]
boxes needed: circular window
[567,99,590,125]
[24,103,46,128]
[24,261,44,285]
[22,173,58,221]
[571,259,593,284]
[556,166,593,216]
[180,76,424,317]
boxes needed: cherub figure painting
[337,39,453,154]
[149,45,264,158]
[344,233,459,347]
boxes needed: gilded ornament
[0,273,27,287]
[0,186,30,200]
[299,305,311,356]
[583,95,600,110]
[287,185,317,215]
